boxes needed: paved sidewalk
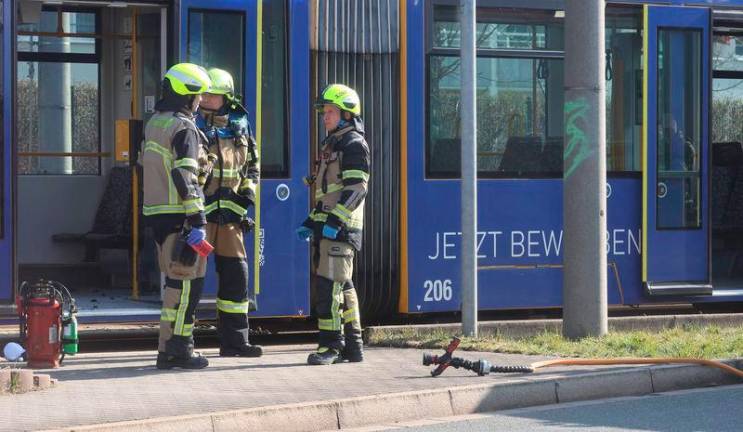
[1,345,741,432]
[1,345,545,431]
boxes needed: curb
[364,313,743,340]
[45,359,743,432]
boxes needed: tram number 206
[423,279,453,302]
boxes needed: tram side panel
[401,0,643,314]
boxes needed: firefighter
[142,63,213,370]
[298,84,370,365]
[197,68,263,357]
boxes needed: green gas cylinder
[62,313,79,355]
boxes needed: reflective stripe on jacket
[199,109,259,225]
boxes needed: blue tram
[1,0,743,323]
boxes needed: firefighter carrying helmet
[315,84,361,116]
[164,63,211,96]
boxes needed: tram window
[713,35,743,144]
[188,10,245,98]
[189,6,288,178]
[712,77,743,144]
[713,35,743,72]
[18,11,97,55]
[428,56,564,178]
[712,33,743,234]
[427,6,564,178]
[432,7,564,51]
[17,9,101,175]
[261,0,289,178]
[656,29,702,230]
[17,63,100,175]
[605,8,642,173]
[427,6,645,178]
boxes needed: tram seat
[711,164,734,228]
[712,141,743,167]
[540,137,563,173]
[428,138,460,175]
[711,142,743,228]
[52,166,134,262]
[498,136,543,174]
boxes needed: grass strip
[368,325,743,359]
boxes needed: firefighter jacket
[303,118,370,251]
[197,107,259,225]
[142,110,211,228]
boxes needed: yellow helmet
[206,68,235,100]
[315,84,361,116]
[164,63,211,96]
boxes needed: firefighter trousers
[156,231,207,356]
[207,222,253,349]
[314,239,362,351]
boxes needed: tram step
[645,282,713,296]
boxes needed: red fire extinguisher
[16,280,77,368]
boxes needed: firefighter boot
[307,347,342,365]
[220,344,263,357]
[341,337,364,363]
[157,336,209,370]
[156,352,209,370]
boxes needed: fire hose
[423,337,743,379]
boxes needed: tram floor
[74,288,162,318]
[711,276,743,289]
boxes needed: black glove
[172,229,198,267]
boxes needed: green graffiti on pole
[564,97,593,178]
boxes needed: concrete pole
[39,12,72,174]
[161,8,168,78]
[563,1,608,339]
[460,0,478,338]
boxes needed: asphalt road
[350,384,743,432]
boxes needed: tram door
[643,5,711,295]
[178,0,310,317]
